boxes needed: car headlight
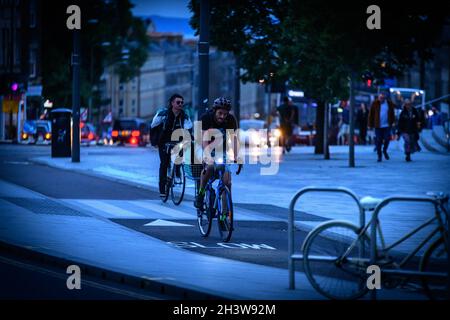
[250,132,260,143]
[274,129,281,137]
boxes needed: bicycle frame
[341,198,447,267]
[206,165,227,217]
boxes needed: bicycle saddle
[359,196,383,211]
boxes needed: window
[132,99,135,106]
[29,49,36,78]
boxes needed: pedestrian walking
[368,93,396,162]
[356,103,369,145]
[337,101,350,145]
[398,99,420,162]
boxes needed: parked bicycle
[301,192,449,300]
[161,142,186,205]
[195,161,242,242]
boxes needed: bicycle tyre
[217,186,233,243]
[161,163,171,203]
[419,237,448,300]
[303,221,370,300]
[171,164,185,205]
[197,185,213,237]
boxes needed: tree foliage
[189,0,447,153]
[189,0,447,102]
[41,0,149,109]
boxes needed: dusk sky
[130,0,191,18]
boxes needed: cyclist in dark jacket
[151,94,193,197]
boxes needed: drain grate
[2,197,89,217]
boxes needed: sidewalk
[1,143,448,299]
[32,143,450,253]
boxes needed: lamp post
[198,0,210,119]
[72,28,80,163]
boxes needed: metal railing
[288,186,364,290]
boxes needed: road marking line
[77,200,145,218]
[144,219,193,227]
[132,200,193,219]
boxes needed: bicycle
[161,142,186,205]
[196,161,242,242]
[301,192,449,300]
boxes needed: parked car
[21,120,52,144]
[112,118,150,147]
[292,124,316,146]
[239,119,268,147]
[81,122,98,145]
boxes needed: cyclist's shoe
[194,194,204,209]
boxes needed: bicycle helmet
[212,97,232,111]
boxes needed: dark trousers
[359,127,367,144]
[158,146,171,194]
[375,127,391,157]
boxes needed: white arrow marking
[144,219,193,227]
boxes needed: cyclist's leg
[195,165,214,208]
[158,146,170,195]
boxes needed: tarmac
[0,141,448,300]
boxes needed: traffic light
[361,71,374,88]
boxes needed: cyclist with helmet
[194,97,240,209]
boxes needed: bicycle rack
[369,195,450,300]
[288,186,364,290]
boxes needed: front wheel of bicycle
[197,186,213,237]
[217,186,233,243]
[303,221,370,300]
[171,164,185,205]
[420,237,448,300]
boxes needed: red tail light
[130,137,138,145]
[112,130,118,137]
[132,130,140,137]
[88,133,94,140]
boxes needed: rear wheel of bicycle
[171,164,185,205]
[217,186,233,243]
[161,164,171,203]
[420,237,448,300]
[197,186,213,237]
[303,221,370,300]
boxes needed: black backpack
[150,123,162,147]
[150,109,188,147]
[150,109,168,147]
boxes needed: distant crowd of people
[336,93,448,162]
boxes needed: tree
[41,0,149,119]
[188,0,447,155]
